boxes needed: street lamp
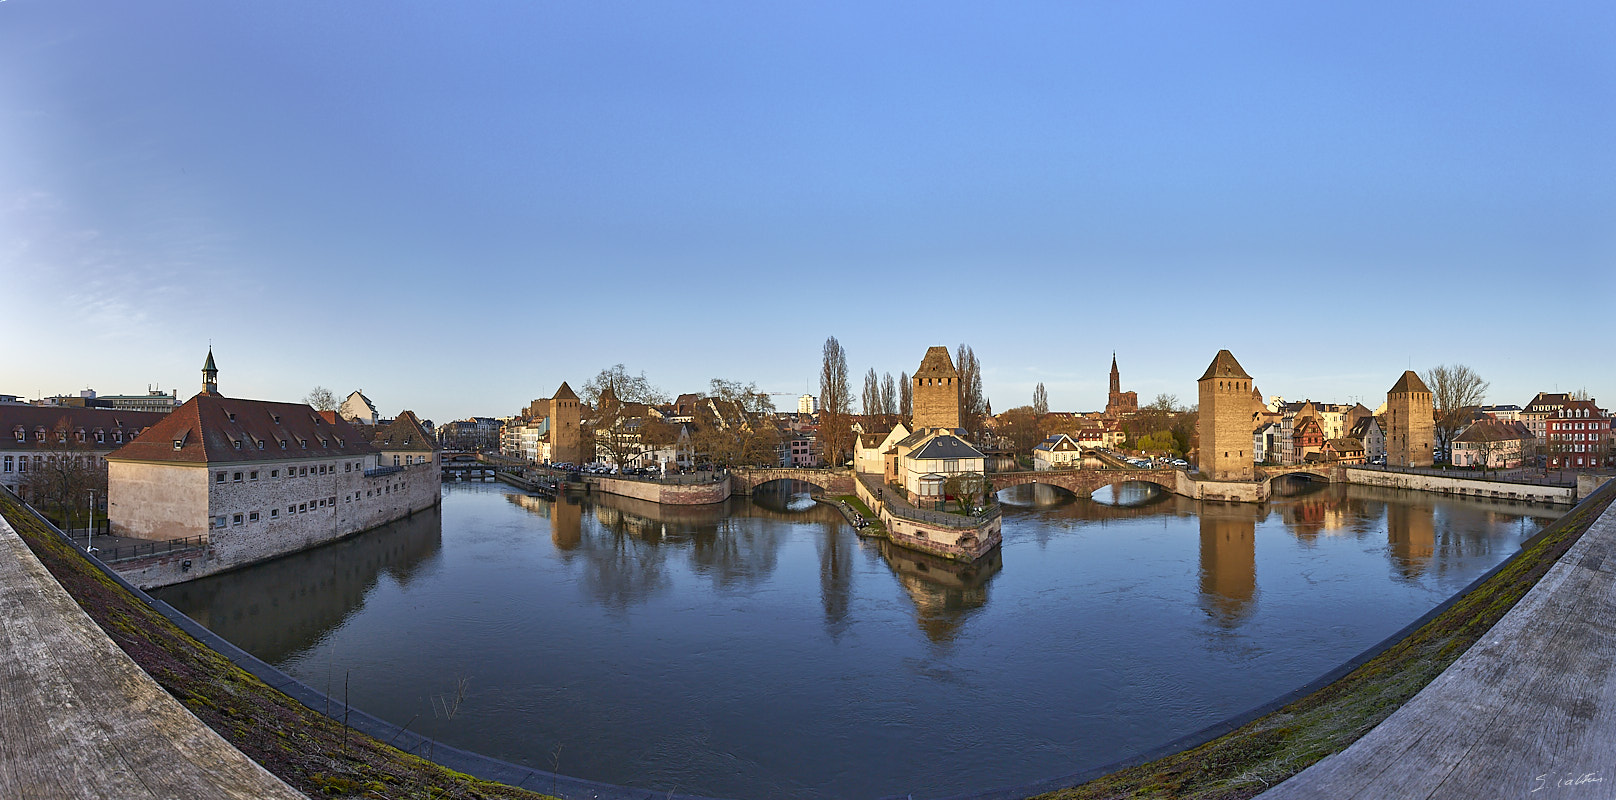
[87,488,97,553]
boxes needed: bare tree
[305,386,337,412]
[819,337,852,467]
[1032,383,1049,416]
[583,364,668,408]
[956,344,986,441]
[862,368,882,418]
[1421,364,1489,455]
[898,371,912,425]
[22,417,106,532]
[881,373,897,417]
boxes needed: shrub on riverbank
[0,492,552,800]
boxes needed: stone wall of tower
[1386,380,1434,468]
[551,395,581,464]
[912,374,960,430]
[1197,351,1255,481]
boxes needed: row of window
[2,454,107,473]
[1549,422,1607,431]
[1550,433,1607,442]
[214,461,368,484]
[211,482,412,528]
[11,428,138,444]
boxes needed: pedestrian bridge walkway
[1260,492,1616,799]
[0,512,305,799]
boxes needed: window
[232,513,244,526]
[288,505,295,514]
[232,472,243,482]
[270,469,279,478]
[216,472,226,483]
[214,516,227,529]
[12,430,21,442]
[2,456,10,473]
[113,431,121,443]
[279,439,287,449]
[345,463,352,472]
[300,467,308,476]
[299,503,307,513]
[232,440,241,449]
[249,471,258,481]
[328,496,336,505]
[95,431,104,443]
[270,509,279,519]
[394,455,401,466]
[318,498,325,508]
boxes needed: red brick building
[1545,399,1611,469]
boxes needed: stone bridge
[1259,464,1344,483]
[730,467,855,496]
[992,468,1182,497]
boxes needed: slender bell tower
[201,348,219,396]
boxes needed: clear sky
[3,1,1612,424]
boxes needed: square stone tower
[550,381,582,464]
[1385,371,1433,468]
[911,346,961,431]
[1197,349,1255,481]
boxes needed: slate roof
[553,382,578,401]
[908,434,985,460]
[372,411,438,452]
[1389,370,1431,394]
[914,347,957,378]
[1348,416,1380,440]
[1455,419,1533,444]
[2,406,170,453]
[109,394,378,464]
[1199,350,1252,381]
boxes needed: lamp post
[87,488,97,553]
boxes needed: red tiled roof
[108,394,378,463]
[372,410,437,452]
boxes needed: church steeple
[201,348,219,396]
[1109,352,1121,395]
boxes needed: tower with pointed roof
[911,347,961,430]
[1197,350,1255,481]
[1385,370,1434,467]
[1106,353,1138,417]
[201,348,219,396]
[550,381,581,464]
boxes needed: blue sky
[3,1,1612,424]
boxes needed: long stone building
[106,351,440,570]
[1197,349,1256,481]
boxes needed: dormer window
[113,432,122,443]
[227,413,236,422]
[257,440,265,450]
[300,439,307,449]
[174,440,184,450]
[320,438,328,447]
[76,430,86,442]
[272,414,281,424]
[279,439,287,449]
[95,431,104,443]
[14,429,24,442]
[232,440,242,449]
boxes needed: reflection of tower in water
[878,540,1002,644]
[551,496,582,550]
[1387,502,1435,578]
[1198,508,1256,626]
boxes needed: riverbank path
[1260,494,1616,799]
[0,514,306,799]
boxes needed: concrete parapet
[1345,467,1575,505]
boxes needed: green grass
[1034,480,1616,800]
[0,492,555,800]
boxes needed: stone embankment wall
[1344,467,1575,505]
[590,476,731,505]
[1177,472,1271,503]
[855,475,1000,562]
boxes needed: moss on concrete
[0,492,552,800]
[1035,480,1616,800]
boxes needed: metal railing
[365,465,404,478]
[94,535,210,564]
[1347,463,1577,488]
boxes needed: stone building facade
[549,382,582,465]
[911,347,961,431]
[1385,371,1435,468]
[1197,350,1256,481]
[105,353,440,570]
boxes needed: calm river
[155,477,1560,799]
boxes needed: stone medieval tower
[911,346,961,430]
[550,381,582,464]
[1197,349,1255,481]
[1385,371,1433,468]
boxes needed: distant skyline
[4,2,1612,425]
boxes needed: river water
[155,477,1560,799]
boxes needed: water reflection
[1198,507,1256,626]
[877,539,1003,643]
[153,504,443,662]
[1090,481,1167,507]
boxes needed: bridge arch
[729,468,855,497]
[990,468,1181,498]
